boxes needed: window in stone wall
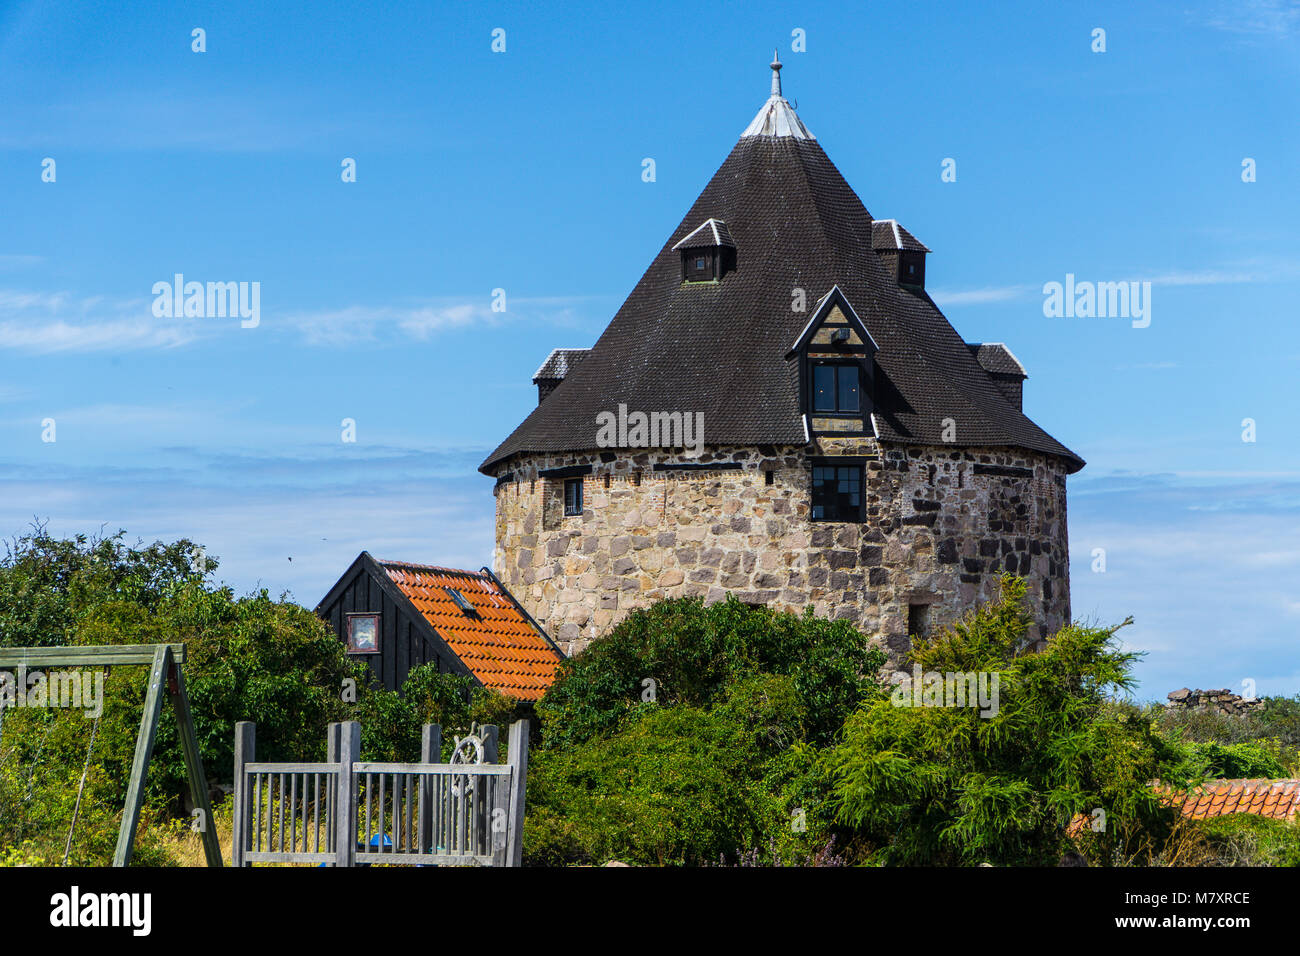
[564,477,583,516]
[810,464,862,521]
[908,603,930,639]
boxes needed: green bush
[525,706,772,866]
[525,597,883,865]
[536,595,885,750]
[1184,741,1288,780]
[1195,814,1300,867]
[826,575,1188,866]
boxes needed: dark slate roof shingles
[481,134,1082,474]
[533,347,590,382]
[967,343,1027,378]
[871,218,931,253]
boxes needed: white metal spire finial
[740,48,814,140]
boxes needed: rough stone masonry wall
[1166,688,1264,717]
[492,438,1071,658]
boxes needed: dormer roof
[672,218,736,251]
[532,347,590,382]
[966,343,1027,378]
[871,219,931,253]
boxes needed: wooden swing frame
[0,643,222,867]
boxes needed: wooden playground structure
[0,643,222,867]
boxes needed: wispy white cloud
[0,286,603,353]
[282,295,599,346]
[1148,263,1300,286]
[928,284,1034,306]
[1202,0,1300,38]
[933,259,1300,310]
[0,254,44,270]
[0,289,196,352]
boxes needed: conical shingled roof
[481,63,1083,475]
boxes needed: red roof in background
[1164,779,1300,822]
[375,560,563,701]
[1067,778,1300,837]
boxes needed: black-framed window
[812,363,861,413]
[811,464,862,522]
[563,477,583,516]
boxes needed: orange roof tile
[376,560,563,702]
[1067,778,1300,836]
[1160,779,1300,823]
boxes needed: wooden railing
[232,720,529,867]
[242,762,338,864]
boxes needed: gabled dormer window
[812,362,861,413]
[673,218,736,283]
[786,286,877,433]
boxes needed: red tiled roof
[1067,778,1300,836]
[1163,779,1300,822]
[375,560,563,702]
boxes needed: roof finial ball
[770,48,783,97]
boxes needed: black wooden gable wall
[318,558,471,693]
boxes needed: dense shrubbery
[526,596,886,865]
[824,576,1192,865]
[0,527,513,865]
[4,527,1298,867]
[537,596,883,750]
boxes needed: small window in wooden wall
[683,249,715,282]
[346,612,380,654]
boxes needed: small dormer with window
[871,218,930,290]
[672,218,736,283]
[785,285,877,437]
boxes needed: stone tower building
[480,57,1084,658]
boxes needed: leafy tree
[537,595,885,750]
[526,706,773,866]
[0,528,525,863]
[826,575,1189,865]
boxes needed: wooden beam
[0,644,186,668]
[112,645,171,867]
[168,659,223,867]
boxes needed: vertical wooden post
[419,724,440,854]
[326,722,341,859]
[334,721,359,868]
[232,722,255,867]
[113,645,170,867]
[479,725,498,857]
[169,660,223,867]
[481,725,499,763]
[503,719,529,867]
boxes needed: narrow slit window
[908,603,930,639]
[564,477,584,516]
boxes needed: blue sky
[2,0,1298,700]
